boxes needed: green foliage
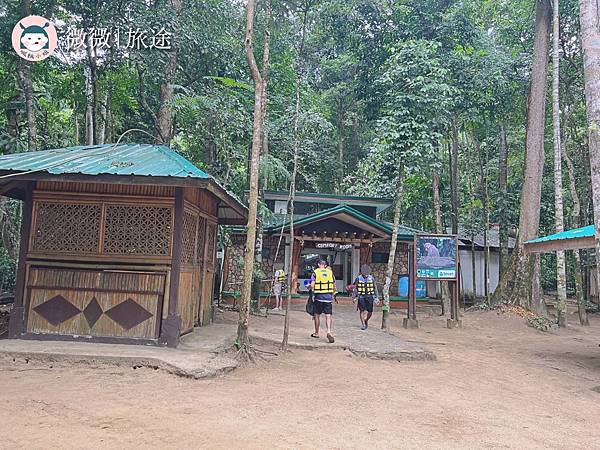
[0,249,16,295]
[0,0,594,295]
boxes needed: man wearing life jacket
[309,259,336,343]
[272,265,286,311]
[352,264,379,330]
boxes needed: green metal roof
[525,225,595,244]
[0,144,211,178]
[264,190,392,204]
[257,204,418,241]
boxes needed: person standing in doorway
[352,264,379,330]
[272,265,286,311]
[310,259,336,343]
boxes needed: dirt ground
[2,308,600,449]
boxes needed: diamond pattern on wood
[83,296,103,328]
[181,210,197,265]
[105,298,153,330]
[32,202,101,253]
[33,294,81,326]
[103,205,172,255]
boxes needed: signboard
[415,235,458,279]
[315,242,353,251]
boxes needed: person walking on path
[310,259,336,343]
[352,264,380,330]
[272,265,286,311]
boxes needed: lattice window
[32,202,101,253]
[206,223,217,268]
[181,210,197,265]
[103,205,172,255]
[197,217,206,266]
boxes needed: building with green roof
[0,144,246,347]
[222,190,420,301]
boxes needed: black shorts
[358,296,374,313]
[313,301,333,315]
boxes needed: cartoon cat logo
[12,16,57,61]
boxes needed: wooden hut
[0,144,246,347]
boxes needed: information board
[415,235,458,279]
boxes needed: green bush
[0,248,16,295]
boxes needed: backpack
[305,290,315,316]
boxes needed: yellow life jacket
[275,270,286,283]
[356,275,375,295]
[313,267,335,294]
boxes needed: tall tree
[552,0,567,327]
[155,0,183,145]
[498,124,509,275]
[16,0,36,150]
[493,0,552,314]
[237,0,266,356]
[283,0,310,350]
[578,0,600,310]
[432,168,450,315]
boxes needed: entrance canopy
[266,204,415,243]
[524,225,596,253]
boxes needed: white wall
[459,249,501,297]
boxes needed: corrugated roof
[259,204,420,241]
[525,225,595,244]
[0,144,211,179]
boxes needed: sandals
[311,333,335,343]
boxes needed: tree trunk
[73,102,80,145]
[104,89,112,143]
[498,124,509,275]
[238,0,265,353]
[84,63,94,145]
[282,0,308,350]
[350,115,360,161]
[282,84,300,350]
[450,123,459,235]
[433,170,450,315]
[154,0,182,145]
[552,0,568,327]
[471,236,477,295]
[97,89,108,145]
[493,0,551,314]
[17,0,36,150]
[252,0,272,313]
[578,0,600,311]
[85,34,99,145]
[337,103,345,188]
[382,161,404,331]
[475,133,491,304]
[563,144,589,325]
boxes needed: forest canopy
[0,0,597,305]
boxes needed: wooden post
[404,245,419,328]
[447,253,462,329]
[290,239,301,294]
[159,187,184,347]
[359,243,370,265]
[8,182,34,338]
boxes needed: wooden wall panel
[37,181,175,197]
[25,267,165,339]
[184,188,218,218]
[28,196,175,263]
[178,269,198,333]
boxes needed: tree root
[234,340,257,363]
